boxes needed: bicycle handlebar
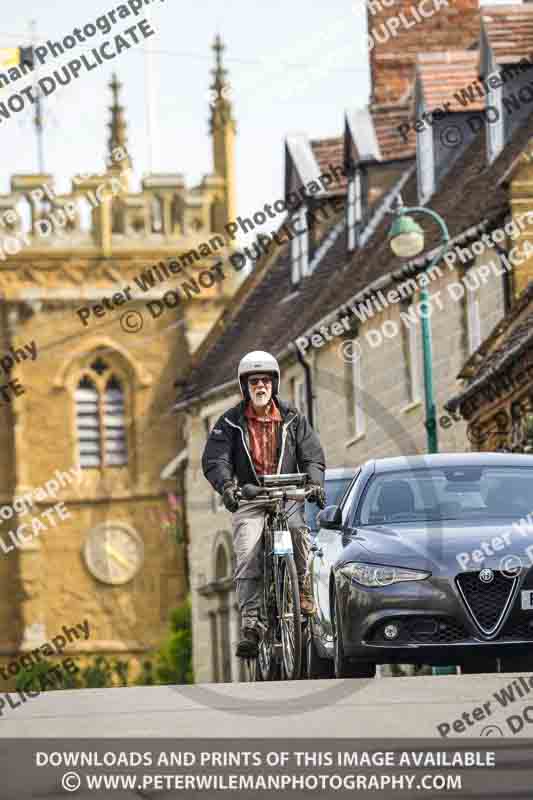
[240,484,263,501]
[235,483,314,503]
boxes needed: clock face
[83,524,144,585]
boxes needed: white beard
[251,389,271,408]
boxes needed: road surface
[1,672,532,738]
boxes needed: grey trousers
[232,501,310,632]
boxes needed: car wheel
[333,592,375,679]
[460,658,499,675]
[305,624,334,679]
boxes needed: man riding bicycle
[202,350,326,659]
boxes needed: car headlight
[339,561,431,587]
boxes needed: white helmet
[238,351,280,398]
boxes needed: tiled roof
[310,137,346,191]
[184,205,346,401]
[181,110,533,404]
[482,5,533,64]
[416,51,485,113]
[289,133,506,336]
[370,104,416,160]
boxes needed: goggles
[248,375,272,387]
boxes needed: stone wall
[0,191,237,689]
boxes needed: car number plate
[521,590,533,610]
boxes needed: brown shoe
[299,577,315,615]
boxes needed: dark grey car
[308,453,533,678]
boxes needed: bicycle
[235,473,314,682]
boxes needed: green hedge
[136,596,193,686]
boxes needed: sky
[0,0,371,245]
[0,0,515,246]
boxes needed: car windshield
[305,477,351,531]
[357,466,533,525]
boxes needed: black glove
[308,484,326,510]
[222,483,239,513]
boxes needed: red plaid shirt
[245,401,282,476]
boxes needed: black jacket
[202,398,325,494]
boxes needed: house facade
[176,3,533,684]
[445,146,533,452]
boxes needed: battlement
[0,163,227,255]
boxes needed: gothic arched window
[75,357,128,469]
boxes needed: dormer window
[347,170,363,251]
[290,204,309,284]
[487,81,504,163]
[417,121,435,203]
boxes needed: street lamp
[387,203,450,454]
[389,202,454,677]
[388,214,425,258]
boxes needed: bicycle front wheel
[280,556,302,680]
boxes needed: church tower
[209,35,237,231]
[0,48,238,687]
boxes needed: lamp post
[388,205,450,454]
[388,205,454,678]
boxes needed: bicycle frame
[264,501,290,623]
[237,480,311,680]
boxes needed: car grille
[370,617,470,644]
[455,570,517,635]
[370,614,533,644]
[498,612,533,640]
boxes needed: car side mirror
[317,504,342,530]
